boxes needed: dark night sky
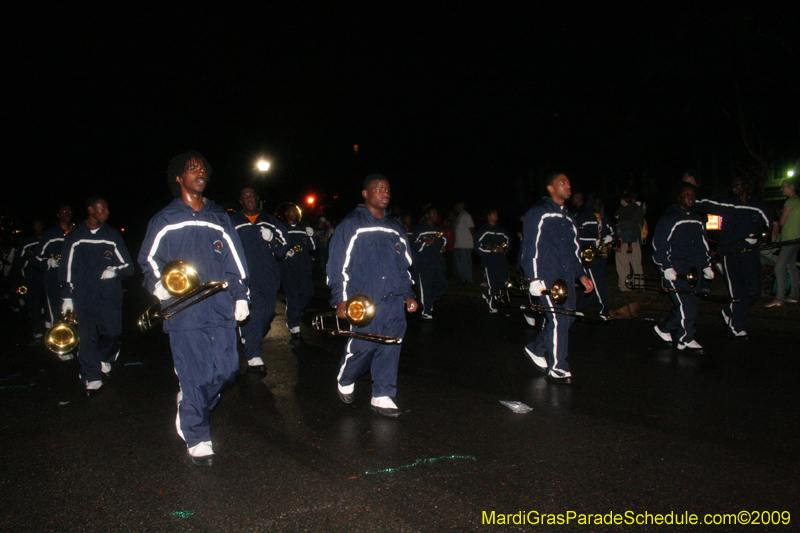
[4,3,799,242]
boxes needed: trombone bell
[313,294,401,344]
[45,310,79,355]
[138,261,229,332]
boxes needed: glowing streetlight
[306,195,316,206]
[788,170,795,178]
[256,159,270,172]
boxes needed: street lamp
[788,170,795,178]
[256,159,271,172]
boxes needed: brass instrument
[424,232,444,246]
[495,277,610,322]
[15,283,28,296]
[45,309,79,355]
[718,225,771,251]
[626,266,699,290]
[719,237,800,256]
[597,242,612,258]
[580,248,594,263]
[138,261,229,332]
[313,294,403,344]
[293,244,303,253]
[625,267,738,303]
[492,241,509,253]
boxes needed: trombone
[45,309,79,355]
[719,237,800,256]
[313,294,403,344]
[496,277,611,323]
[625,267,738,303]
[138,261,229,332]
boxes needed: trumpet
[496,278,610,323]
[138,261,229,332]
[313,294,402,344]
[45,309,79,355]
[580,248,594,262]
[293,244,303,253]
[423,232,443,246]
[625,267,737,303]
[15,282,28,296]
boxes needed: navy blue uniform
[280,222,316,333]
[327,205,414,398]
[410,220,447,317]
[652,205,712,346]
[34,225,71,325]
[696,198,772,336]
[60,222,133,384]
[138,198,249,449]
[575,209,614,316]
[475,223,510,312]
[231,211,289,361]
[520,198,586,378]
[13,234,46,336]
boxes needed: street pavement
[1,274,798,532]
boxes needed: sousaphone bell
[138,261,229,332]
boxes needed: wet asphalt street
[1,277,798,532]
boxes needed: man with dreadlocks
[138,151,250,467]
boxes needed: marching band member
[695,177,772,338]
[410,207,447,319]
[277,202,316,341]
[520,173,593,385]
[327,174,417,416]
[231,187,289,372]
[138,151,249,466]
[34,204,74,347]
[575,196,614,317]
[652,183,713,354]
[60,196,133,396]
[475,208,511,314]
[12,219,46,342]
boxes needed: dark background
[4,3,798,244]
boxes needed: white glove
[234,300,249,321]
[62,298,73,314]
[603,234,614,244]
[100,267,117,280]
[703,267,714,280]
[47,258,59,270]
[260,227,273,242]
[285,248,295,258]
[664,268,677,281]
[594,239,601,248]
[305,226,314,237]
[745,237,757,245]
[529,280,547,296]
[154,281,171,301]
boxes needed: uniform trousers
[577,257,609,315]
[281,264,314,330]
[76,302,122,384]
[336,296,406,398]
[171,327,238,448]
[658,279,699,345]
[721,253,761,334]
[414,265,447,315]
[240,283,278,361]
[481,256,508,312]
[526,286,576,377]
